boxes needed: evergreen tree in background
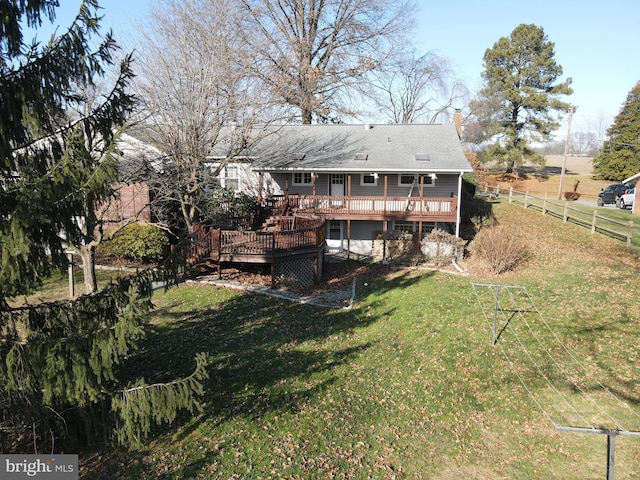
[0,0,208,452]
[592,81,640,181]
[470,24,573,171]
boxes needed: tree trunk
[79,245,98,294]
[301,107,312,125]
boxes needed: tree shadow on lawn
[117,268,429,429]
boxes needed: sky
[43,0,640,135]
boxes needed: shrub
[372,230,417,261]
[202,189,259,230]
[421,229,465,267]
[468,224,526,274]
[99,223,169,263]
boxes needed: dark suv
[598,184,632,206]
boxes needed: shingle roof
[243,123,472,174]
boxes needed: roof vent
[290,153,306,161]
[415,153,430,161]
[354,153,368,161]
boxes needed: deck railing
[269,194,457,218]
[188,217,326,265]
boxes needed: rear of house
[244,123,472,256]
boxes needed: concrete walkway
[186,275,356,309]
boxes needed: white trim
[623,172,640,184]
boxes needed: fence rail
[480,183,635,247]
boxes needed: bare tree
[366,51,469,124]
[132,0,276,233]
[242,0,416,124]
[584,109,613,156]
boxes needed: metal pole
[492,286,501,345]
[67,252,74,299]
[558,107,574,200]
[555,426,640,480]
[607,432,616,480]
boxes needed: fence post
[542,193,547,215]
[591,211,597,234]
[628,220,634,247]
[509,187,513,203]
[524,191,529,209]
[563,202,568,223]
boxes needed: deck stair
[260,216,281,231]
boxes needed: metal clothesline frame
[472,283,640,480]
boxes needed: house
[100,133,162,225]
[211,121,473,257]
[114,121,473,279]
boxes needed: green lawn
[8,267,133,306]
[80,201,640,479]
[506,190,640,247]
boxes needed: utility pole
[558,107,574,200]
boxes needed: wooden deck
[188,216,326,267]
[269,194,458,222]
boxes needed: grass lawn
[77,200,640,479]
[8,267,134,306]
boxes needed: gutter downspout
[456,172,464,238]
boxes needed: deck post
[270,263,275,289]
[257,172,263,203]
[383,175,388,215]
[382,220,388,263]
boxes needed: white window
[292,172,312,185]
[398,174,434,187]
[224,165,239,190]
[328,220,342,240]
[361,173,378,186]
[399,174,416,186]
[393,221,436,234]
[421,174,435,187]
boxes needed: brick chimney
[453,110,463,138]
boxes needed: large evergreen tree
[592,81,640,181]
[470,24,573,171]
[0,0,132,298]
[1,0,208,452]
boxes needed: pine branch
[112,352,211,448]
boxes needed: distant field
[484,155,614,203]
[544,154,593,176]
